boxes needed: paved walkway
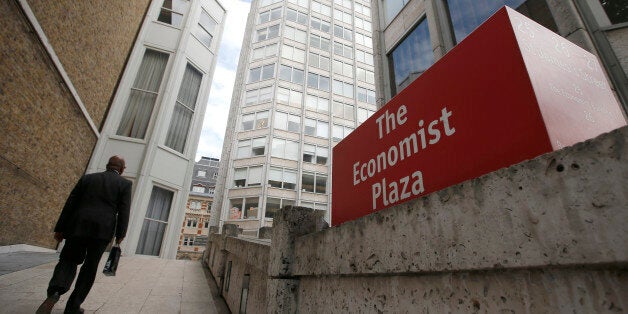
[0,254,228,313]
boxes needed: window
[307,72,330,91]
[241,111,269,131]
[279,65,305,84]
[390,19,433,93]
[268,167,297,189]
[305,94,330,113]
[333,9,353,24]
[333,60,353,78]
[334,25,353,41]
[259,0,281,7]
[288,0,309,8]
[157,0,187,27]
[333,41,353,58]
[208,187,215,195]
[332,124,354,141]
[276,87,302,107]
[229,198,259,219]
[136,186,173,256]
[357,87,376,104]
[300,201,328,211]
[357,67,375,84]
[236,137,267,158]
[189,200,202,210]
[309,52,330,70]
[197,170,206,177]
[248,63,275,83]
[355,16,372,31]
[355,33,372,48]
[165,64,203,153]
[259,7,282,23]
[271,138,299,160]
[356,49,374,65]
[233,166,263,187]
[598,0,628,24]
[333,0,352,10]
[309,34,330,51]
[265,197,295,218]
[281,45,306,63]
[212,172,218,179]
[196,10,218,47]
[274,112,301,132]
[284,26,307,44]
[355,2,371,16]
[244,86,273,106]
[204,221,210,228]
[447,0,525,43]
[384,0,409,24]
[357,107,375,123]
[332,101,354,120]
[192,185,205,193]
[256,24,280,42]
[311,1,331,16]
[286,8,308,24]
[252,43,278,60]
[183,236,195,246]
[186,218,198,227]
[303,144,329,165]
[302,172,327,193]
[310,17,331,33]
[333,80,354,98]
[117,50,169,139]
[304,118,329,138]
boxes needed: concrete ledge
[293,126,628,276]
[0,244,57,254]
[225,236,270,273]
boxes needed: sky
[195,0,252,161]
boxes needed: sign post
[331,7,626,226]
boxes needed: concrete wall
[0,0,150,248]
[206,126,627,312]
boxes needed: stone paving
[0,254,227,313]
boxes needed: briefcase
[103,244,121,276]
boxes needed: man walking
[37,156,132,314]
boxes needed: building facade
[210,0,378,234]
[87,0,227,258]
[371,0,627,112]
[0,0,151,248]
[177,157,220,260]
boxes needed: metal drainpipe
[572,0,628,116]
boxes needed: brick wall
[0,0,149,248]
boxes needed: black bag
[103,244,121,276]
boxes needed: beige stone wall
[0,0,148,248]
[27,0,151,128]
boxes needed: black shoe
[36,292,60,314]
[63,307,84,314]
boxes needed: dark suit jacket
[55,170,132,241]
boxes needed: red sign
[331,7,626,226]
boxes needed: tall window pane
[447,0,526,43]
[165,64,203,153]
[117,50,169,139]
[390,19,434,93]
[136,186,173,256]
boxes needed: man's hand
[115,237,124,244]
[54,232,63,242]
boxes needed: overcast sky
[195,0,252,161]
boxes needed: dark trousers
[47,237,109,312]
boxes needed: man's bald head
[106,155,126,174]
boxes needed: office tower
[211,0,378,234]
[371,0,627,110]
[177,157,220,260]
[87,0,226,258]
[1,0,151,248]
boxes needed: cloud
[195,0,251,162]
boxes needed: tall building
[371,0,627,111]
[210,0,378,234]
[87,0,227,258]
[177,157,220,260]
[0,0,151,248]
